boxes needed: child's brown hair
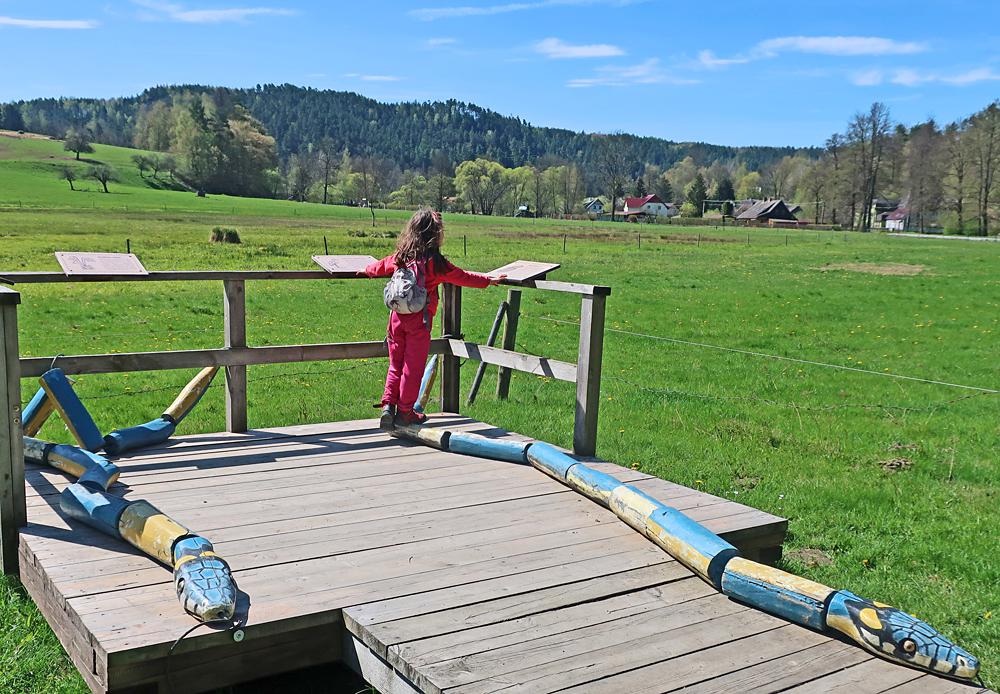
[395,207,448,273]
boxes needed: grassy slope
[0,134,998,692]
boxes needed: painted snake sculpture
[392,418,981,683]
[22,367,237,623]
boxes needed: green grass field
[1,133,998,692]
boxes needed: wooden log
[573,292,607,456]
[19,339,452,377]
[500,279,612,296]
[224,280,248,433]
[441,284,462,413]
[0,288,24,575]
[496,288,521,399]
[467,301,507,405]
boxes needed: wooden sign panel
[55,252,148,276]
[311,255,378,276]
[488,260,561,283]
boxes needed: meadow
[1,133,998,692]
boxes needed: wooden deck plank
[780,657,927,692]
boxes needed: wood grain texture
[18,416,969,694]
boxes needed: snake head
[172,536,237,623]
[826,590,979,681]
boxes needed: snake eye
[901,639,917,656]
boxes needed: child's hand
[488,274,507,286]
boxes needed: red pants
[383,312,433,412]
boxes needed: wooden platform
[17,416,987,694]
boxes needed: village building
[583,197,605,215]
[621,194,677,219]
[734,198,799,225]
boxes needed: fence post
[223,280,248,433]
[573,289,608,457]
[467,300,508,405]
[495,288,522,400]
[441,284,462,413]
[0,287,25,575]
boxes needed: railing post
[573,290,608,457]
[495,288,521,400]
[0,287,25,575]
[440,284,462,413]
[223,280,248,433]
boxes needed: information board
[311,255,378,276]
[488,260,561,283]
[55,252,148,276]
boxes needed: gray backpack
[383,259,427,315]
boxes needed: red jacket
[364,254,491,317]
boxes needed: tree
[966,101,1000,235]
[454,158,511,215]
[905,121,944,232]
[632,176,647,197]
[286,152,315,202]
[595,135,631,222]
[58,166,78,191]
[943,122,969,233]
[316,137,338,204]
[846,102,892,231]
[86,165,117,193]
[714,176,736,216]
[652,175,673,206]
[685,173,708,217]
[161,154,178,181]
[0,104,24,131]
[132,154,152,178]
[64,128,94,160]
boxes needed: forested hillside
[0,84,806,172]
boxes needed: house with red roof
[621,194,676,219]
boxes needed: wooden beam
[2,270,337,283]
[440,284,462,413]
[19,340,452,378]
[573,292,607,457]
[496,288,522,400]
[224,280,248,433]
[503,279,612,296]
[0,289,24,575]
[449,341,576,383]
[467,301,508,405]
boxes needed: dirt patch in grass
[879,457,913,473]
[786,548,834,568]
[0,129,53,140]
[817,262,926,276]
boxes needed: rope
[529,315,999,394]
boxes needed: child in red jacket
[363,208,504,428]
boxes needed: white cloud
[535,37,623,59]
[426,37,457,47]
[696,50,750,68]
[411,0,643,21]
[696,35,927,71]
[131,1,295,23]
[889,67,1000,87]
[568,58,698,88]
[0,15,98,29]
[756,36,926,57]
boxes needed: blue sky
[1,0,998,147]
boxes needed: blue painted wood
[447,432,529,464]
[39,368,104,452]
[525,442,578,480]
[58,446,119,490]
[721,565,827,631]
[649,507,739,588]
[564,464,621,504]
[104,417,176,456]
[414,355,438,414]
[22,387,51,435]
[60,483,130,538]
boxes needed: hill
[0,84,813,172]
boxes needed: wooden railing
[0,271,610,574]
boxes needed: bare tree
[847,102,892,231]
[943,122,969,233]
[317,137,337,204]
[905,121,944,232]
[595,134,631,222]
[58,166,78,191]
[86,165,117,193]
[967,101,1000,235]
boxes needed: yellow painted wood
[23,398,54,436]
[609,485,662,533]
[163,367,219,421]
[644,515,713,584]
[117,501,189,565]
[724,557,834,602]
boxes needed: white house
[623,194,676,218]
[583,197,605,214]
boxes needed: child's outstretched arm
[440,260,506,288]
[360,255,398,278]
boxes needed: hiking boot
[395,409,428,426]
[377,404,396,430]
